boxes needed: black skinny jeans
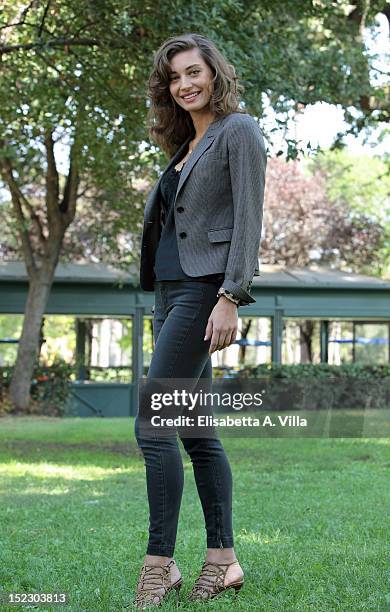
[134,279,234,557]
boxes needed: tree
[262,156,386,361]
[0,179,146,266]
[262,157,385,271]
[307,149,390,275]
[0,0,388,408]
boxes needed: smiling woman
[146,34,245,158]
[170,66,204,105]
[133,32,267,609]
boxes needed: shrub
[212,363,390,411]
[0,358,76,417]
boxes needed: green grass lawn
[0,416,389,611]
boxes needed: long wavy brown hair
[146,33,245,158]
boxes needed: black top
[153,163,224,284]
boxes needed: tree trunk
[299,320,314,363]
[85,319,93,380]
[239,319,252,365]
[2,132,79,411]
[9,266,56,409]
[38,317,46,356]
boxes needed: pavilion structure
[1,261,389,416]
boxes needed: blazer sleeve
[220,115,267,306]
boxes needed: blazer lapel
[174,116,226,205]
[144,114,228,221]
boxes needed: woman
[134,32,267,608]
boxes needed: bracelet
[217,287,240,306]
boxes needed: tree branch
[23,200,47,249]
[0,156,37,276]
[0,1,37,44]
[0,37,127,55]
[38,0,51,37]
[44,128,60,228]
[60,143,79,226]
[381,4,390,34]
[34,49,77,92]
[76,185,93,199]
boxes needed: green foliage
[85,366,132,383]
[1,2,388,258]
[41,316,76,365]
[0,315,23,366]
[214,362,390,379]
[307,149,390,275]
[30,358,75,417]
[308,149,390,225]
[213,363,390,411]
[0,358,75,417]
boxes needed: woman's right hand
[204,296,238,355]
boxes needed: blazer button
[177,206,184,213]
[179,232,187,239]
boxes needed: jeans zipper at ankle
[216,505,223,549]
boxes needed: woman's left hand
[204,296,238,355]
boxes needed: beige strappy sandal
[188,560,244,602]
[132,559,182,609]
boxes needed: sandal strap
[189,560,238,598]
[135,562,174,607]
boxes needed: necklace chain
[175,138,196,172]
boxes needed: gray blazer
[140,112,267,305]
